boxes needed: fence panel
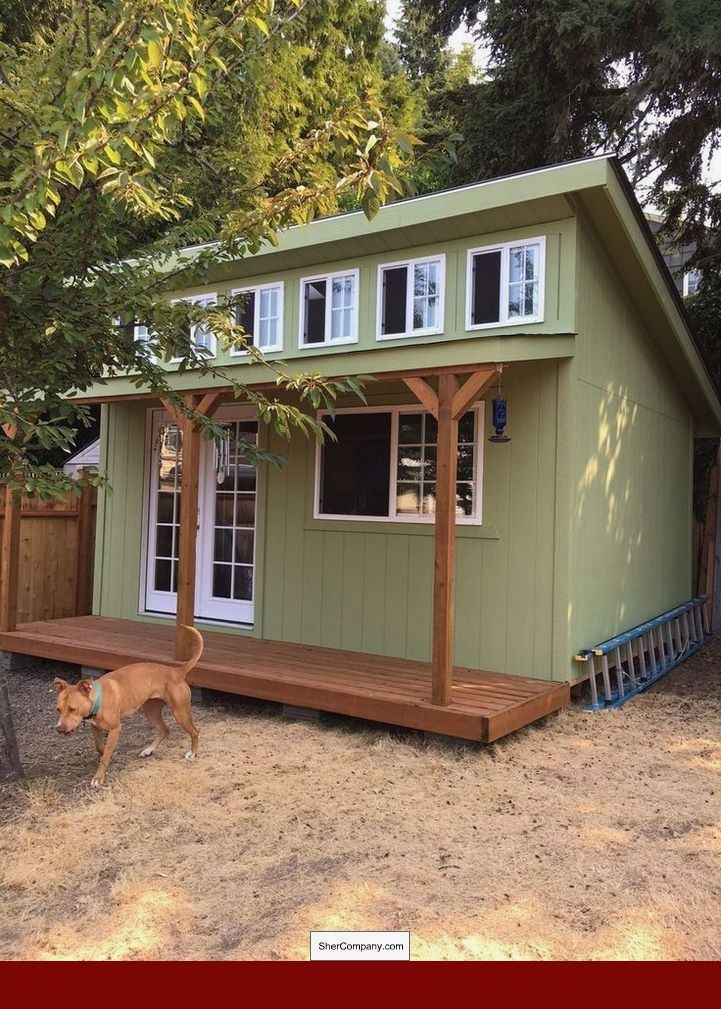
[0,485,96,625]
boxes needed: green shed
[2,155,718,740]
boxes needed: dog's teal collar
[85,681,102,720]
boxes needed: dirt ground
[0,641,720,962]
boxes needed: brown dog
[53,626,203,788]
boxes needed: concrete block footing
[282,704,321,723]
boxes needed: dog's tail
[175,625,204,679]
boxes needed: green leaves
[0,0,420,499]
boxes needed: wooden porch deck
[0,616,570,742]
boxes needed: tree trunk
[0,663,22,780]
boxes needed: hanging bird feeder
[488,369,511,443]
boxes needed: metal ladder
[574,597,710,711]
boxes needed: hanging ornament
[488,369,511,443]
[215,428,230,484]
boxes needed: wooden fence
[0,483,96,628]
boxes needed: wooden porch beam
[431,373,460,706]
[402,376,439,418]
[452,365,501,420]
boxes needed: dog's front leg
[91,725,121,788]
[91,724,106,757]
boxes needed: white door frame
[196,403,258,624]
[141,404,258,625]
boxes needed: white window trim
[229,281,284,355]
[170,292,218,363]
[376,253,446,341]
[298,268,360,349]
[313,402,485,526]
[465,236,546,331]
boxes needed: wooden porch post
[0,484,21,633]
[175,414,201,660]
[161,392,223,661]
[403,366,501,706]
[432,373,460,705]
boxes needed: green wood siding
[93,361,561,679]
[566,215,694,674]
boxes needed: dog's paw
[139,745,155,758]
[90,777,102,789]
[184,750,196,761]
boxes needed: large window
[300,270,358,347]
[316,406,483,523]
[377,255,445,339]
[466,237,545,329]
[231,282,283,354]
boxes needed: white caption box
[310,930,410,961]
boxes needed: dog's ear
[76,679,93,696]
[52,677,69,694]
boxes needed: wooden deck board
[0,616,570,742]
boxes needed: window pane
[215,494,234,526]
[424,445,436,481]
[394,409,477,521]
[396,483,420,515]
[508,283,524,318]
[425,413,438,444]
[524,244,539,280]
[319,412,391,516]
[422,485,436,516]
[397,445,422,482]
[456,483,474,517]
[381,266,407,335]
[213,564,232,599]
[525,283,538,316]
[233,566,253,601]
[258,288,279,348]
[234,530,254,565]
[509,247,525,284]
[154,559,172,592]
[156,525,174,558]
[458,444,474,481]
[458,411,475,443]
[235,290,255,344]
[303,279,326,344]
[412,261,439,331]
[157,492,175,523]
[330,275,354,341]
[236,460,256,492]
[214,528,233,563]
[235,494,256,526]
[398,412,422,445]
[508,243,541,319]
[471,251,502,325]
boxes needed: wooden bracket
[402,376,439,418]
[161,390,225,430]
[451,366,501,420]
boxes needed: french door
[144,407,258,624]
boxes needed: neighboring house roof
[63,437,100,476]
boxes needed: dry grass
[1,642,721,961]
